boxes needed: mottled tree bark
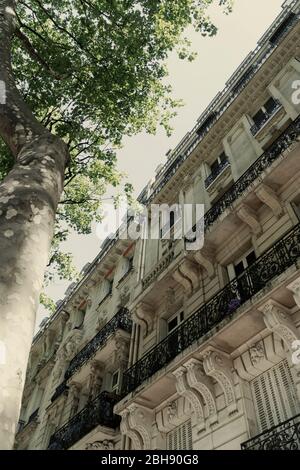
[0,1,69,449]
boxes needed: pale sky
[37,0,285,327]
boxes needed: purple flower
[227,298,241,313]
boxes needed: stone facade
[15,0,300,450]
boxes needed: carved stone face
[250,342,265,365]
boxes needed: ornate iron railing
[250,100,283,136]
[65,307,132,380]
[241,414,300,450]
[204,158,231,189]
[122,222,300,395]
[16,409,39,435]
[65,308,132,380]
[50,308,132,403]
[48,392,120,450]
[148,10,299,203]
[202,115,300,232]
[51,382,69,403]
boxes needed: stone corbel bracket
[203,350,238,416]
[156,397,191,433]
[133,302,155,338]
[120,409,143,450]
[173,366,206,433]
[255,183,283,218]
[287,277,300,310]
[172,259,199,296]
[184,358,218,425]
[237,203,262,235]
[234,333,286,381]
[193,244,215,279]
[120,403,153,450]
[258,299,300,354]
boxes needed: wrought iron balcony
[250,100,282,136]
[203,115,300,231]
[148,10,299,203]
[65,307,132,380]
[122,222,300,395]
[204,158,230,189]
[50,308,132,403]
[16,409,39,435]
[48,392,120,450]
[241,414,300,450]
[51,381,69,403]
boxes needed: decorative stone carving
[193,244,215,279]
[173,366,205,432]
[287,277,300,309]
[255,184,283,217]
[237,204,261,235]
[258,299,300,352]
[120,404,153,450]
[120,285,130,306]
[87,361,103,400]
[172,268,193,295]
[96,310,108,332]
[203,350,237,415]
[68,382,81,417]
[249,341,265,365]
[86,440,114,450]
[184,358,218,425]
[234,334,286,381]
[133,302,154,337]
[178,259,199,292]
[156,397,191,433]
[120,409,143,450]
[54,311,69,351]
[114,335,130,368]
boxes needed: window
[233,250,256,277]
[168,311,184,333]
[209,151,227,174]
[251,360,297,433]
[111,370,120,393]
[252,97,280,131]
[167,420,193,450]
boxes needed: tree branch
[14,27,62,80]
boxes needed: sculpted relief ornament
[86,439,114,450]
[249,341,265,365]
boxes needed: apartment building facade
[15,0,300,451]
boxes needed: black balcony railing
[250,100,282,135]
[65,307,132,380]
[50,308,132,404]
[122,222,300,395]
[48,392,120,450]
[241,414,300,450]
[16,409,39,435]
[51,381,69,403]
[205,158,230,189]
[28,408,39,424]
[202,115,300,232]
[148,11,299,203]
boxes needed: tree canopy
[1,0,233,308]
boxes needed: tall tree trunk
[0,1,69,448]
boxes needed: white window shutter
[251,360,297,433]
[167,420,192,450]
